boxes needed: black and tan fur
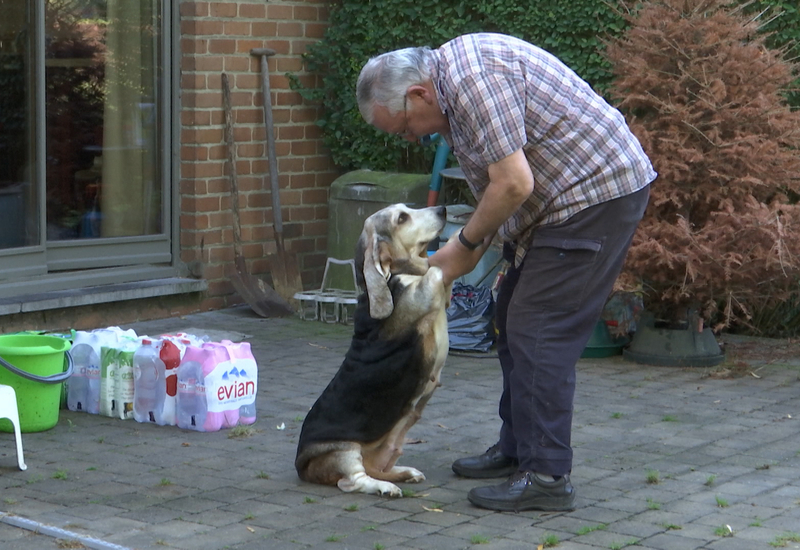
[295,204,450,497]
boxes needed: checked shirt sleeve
[450,71,528,166]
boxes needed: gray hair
[357,47,434,124]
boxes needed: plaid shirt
[431,33,657,265]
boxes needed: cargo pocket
[514,236,603,312]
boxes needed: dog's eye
[397,212,410,225]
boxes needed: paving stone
[1,309,799,549]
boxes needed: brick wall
[179,0,340,311]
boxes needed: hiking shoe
[452,443,519,479]
[468,471,576,512]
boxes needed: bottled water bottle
[67,343,101,414]
[224,340,257,426]
[133,339,167,425]
[238,401,257,425]
[158,337,183,426]
[115,340,138,420]
[199,343,230,432]
[176,347,207,431]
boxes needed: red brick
[224,56,250,73]
[208,213,232,234]
[267,4,293,20]
[188,20,224,36]
[234,74,260,92]
[277,22,303,37]
[302,220,327,237]
[276,91,303,107]
[224,21,251,36]
[209,39,236,54]
[237,143,262,159]
[181,110,211,126]
[316,171,339,186]
[186,56,224,72]
[251,22,278,39]
[181,145,209,162]
[180,2,209,17]
[237,39,265,55]
[251,158,268,174]
[195,196,223,213]
[264,40,291,55]
[276,57,303,73]
[277,125,303,140]
[278,157,304,173]
[232,126,253,143]
[180,179,207,195]
[291,141,317,156]
[289,205,316,222]
[305,156,336,172]
[208,145,227,161]
[181,73,206,89]
[290,39,315,55]
[293,6,318,20]
[289,174,316,189]
[302,188,329,204]
[239,3,266,19]
[306,23,328,40]
[209,2,237,18]
[181,38,208,54]
[185,161,224,179]
[191,127,224,144]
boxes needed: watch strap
[458,228,480,250]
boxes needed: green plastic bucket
[0,334,73,433]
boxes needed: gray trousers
[495,185,650,476]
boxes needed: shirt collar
[428,50,447,116]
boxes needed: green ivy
[745,0,800,108]
[289,0,798,173]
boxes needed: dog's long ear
[359,220,393,319]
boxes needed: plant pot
[623,312,724,367]
[581,320,630,358]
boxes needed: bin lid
[446,204,475,224]
[440,167,467,181]
[330,170,430,203]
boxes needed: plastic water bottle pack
[66,327,259,432]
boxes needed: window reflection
[0,0,36,249]
[45,0,161,240]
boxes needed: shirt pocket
[515,236,603,312]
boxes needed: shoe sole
[451,463,519,479]
[467,492,576,512]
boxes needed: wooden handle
[222,73,243,255]
[255,50,284,235]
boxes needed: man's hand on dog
[429,233,494,286]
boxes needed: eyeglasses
[396,94,414,139]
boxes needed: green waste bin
[327,170,430,291]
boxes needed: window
[0,0,173,295]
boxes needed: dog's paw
[393,466,426,483]
[376,481,403,497]
[338,475,403,497]
[407,470,426,483]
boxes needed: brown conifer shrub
[605,0,800,332]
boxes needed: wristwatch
[458,228,480,250]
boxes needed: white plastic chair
[0,384,27,470]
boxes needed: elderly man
[356,33,655,512]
